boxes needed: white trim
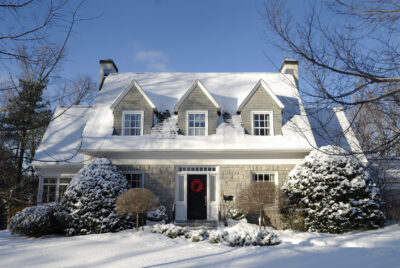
[122,110,144,136]
[110,79,156,111]
[251,171,279,185]
[186,110,208,136]
[251,110,274,136]
[174,80,220,112]
[175,166,219,221]
[123,171,145,188]
[110,159,304,165]
[238,79,285,112]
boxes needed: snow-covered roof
[33,106,91,166]
[82,72,317,151]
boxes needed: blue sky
[60,0,305,82]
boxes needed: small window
[252,111,273,136]
[252,172,276,183]
[125,173,144,188]
[43,178,57,203]
[187,111,207,136]
[122,111,143,136]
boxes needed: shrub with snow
[151,222,280,247]
[60,158,134,236]
[9,203,65,237]
[147,204,168,222]
[282,145,385,233]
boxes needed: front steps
[174,220,218,229]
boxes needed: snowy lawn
[1,223,400,268]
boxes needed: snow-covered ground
[1,222,400,268]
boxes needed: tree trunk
[16,130,27,185]
[136,213,139,232]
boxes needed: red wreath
[190,179,205,193]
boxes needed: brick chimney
[99,59,118,90]
[279,57,299,81]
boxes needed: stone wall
[219,164,295,229]
[118,165,175,221]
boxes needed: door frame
[175,166,219,221]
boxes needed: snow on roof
[82,72,317,151]
[94,72,300,114]
[32,106,91,166]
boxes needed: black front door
[187,174,207,220]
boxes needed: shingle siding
[177,86,219,135]
[113,86,154,135]
[240,85,283,135]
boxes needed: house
[32,57,362,228]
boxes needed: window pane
[59,185,68,201]
[254,114,259,120]
[200,129,205,136]
[189,114,194,120]
[195,121,199,127]
[125,114,130,120]
[195,114,200,120]
[200,114,205,120]
[189,121,194,127]
[260,121,264,127]
[260,129,265,135]
[254,121,259,127]
[254,129,259,135]
[210,175,216,201]
[188,129,194,136]
[260,114,264,120]
[178,176,184,201]
[43,185,56,203]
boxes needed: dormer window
[122,111,144,136]
[187,111,208,136]
[252,111,274,136]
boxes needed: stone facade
[240,85,283,135]
[219,164,295,229]
[113,85,154,135]
[118,165,175,220]
[177,85,219,135]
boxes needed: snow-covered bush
[60,158,134,236]
[9,203,65,237]
[185,229,208,242]
[147,204,168,222]
[282,145,385,233]
[151,222,280,246]
[151,224,188,238]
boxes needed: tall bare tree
[264,0,400,157]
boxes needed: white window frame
[42,178,57,203]
[124,171,144,188]
[251,110,274,136]
[41,175,73,203]
[186,110,208,136]
[251,171,278,185]
[122,110,144,136]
